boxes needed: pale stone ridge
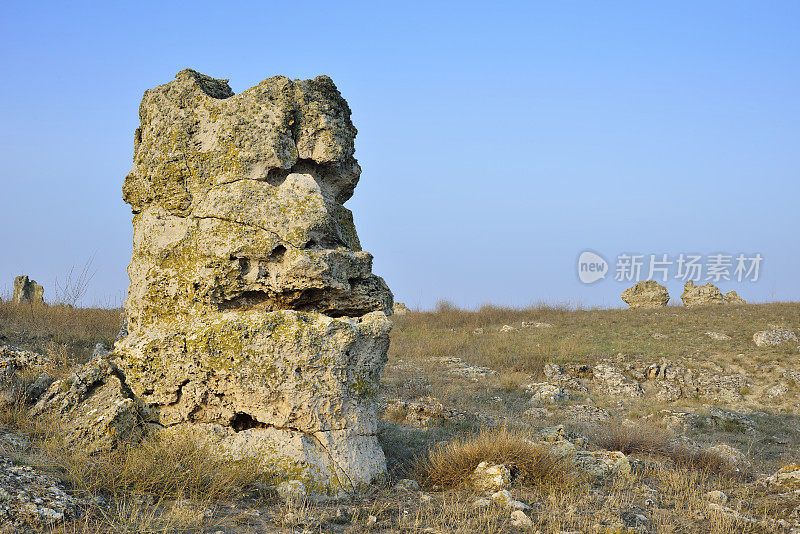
[116,69,394,495]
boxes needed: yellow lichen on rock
[116,70,393,496]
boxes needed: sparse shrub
[414,426,580,489]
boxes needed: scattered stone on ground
[499,325,516,333]
[0,455,83,531]
[472,462,511,492]
[440,357,499,381]
[521,321,553,328]
[525,382,570,403]
[705,331,731,340]
[620,281,669,309]
[753,328,798,347]
[681,280,723,307]
[592,363,643,398]
[10,276,44,305]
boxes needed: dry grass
[389,301,800,374]
[584,420,737,475]
[0,300,122,364]
[414,426,581,490]
[44,432,271,502]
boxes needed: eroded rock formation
[681,280,723,307]
[11,275,44,305]
[115,69,393,494]
[620,280,669,309]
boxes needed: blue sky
[1,1,798,309]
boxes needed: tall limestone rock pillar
[116,70,393,494]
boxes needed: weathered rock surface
[115,70,393,495]
[680,280,722,307]
[620,281,669,309]
[0,345,51,410]
[30,349,146,454]
[722,290,746,305]
[0,455,83,532]
[592,363,643,398]
[753,328,798,347]
[11,276,44,305]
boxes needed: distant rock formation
[722,290,746,305]
[620,281,669,309]
[11,275,44,305]
[680,280,723,307]
[115,70,393,495]
[393,302,410,315]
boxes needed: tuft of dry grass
[414,426,581,489]
[43,431,272,503]
[585,421,735,475]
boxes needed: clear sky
[1,1,798,309]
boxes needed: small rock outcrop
[30,347,146,454]
[753,328,798,347]
[0,455,83,530]
[680,280,722,307]
[115,70,393,495]
[11,276,44,305]
[620,281,669,309]
[722,290,746,305]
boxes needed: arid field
[1,300,799,533]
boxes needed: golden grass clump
[44,431,272,503]
[586,421,734,475]
[414,426,581,489]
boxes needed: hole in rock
[267,245,286,261]
[231,412,267,432]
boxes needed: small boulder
[11,275,45,305]
[525,382,570,403]
[472,462,511,492]
[760,464,800,489]
[499,325,516,333]
[620,281,669,309]
[30,354,146,453]
[681,280,723,307]
[510,510,533,527]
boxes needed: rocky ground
[0,301,799,532]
